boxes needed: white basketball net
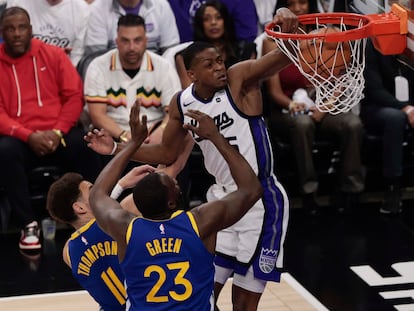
[267,18,367,115]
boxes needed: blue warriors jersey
[67,219,126,311]
[121,210,214,311]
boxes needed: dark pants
[361,107,408,179]
[0,127,102,228]
[268,111,365,194]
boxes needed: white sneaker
[19,221,41,250]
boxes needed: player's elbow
[245,182,263,205]
[163,151,178,165]
[253,183,264,202]
[161,146,181,165]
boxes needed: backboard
[349,0,414,61]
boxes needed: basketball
[298,27,351,79]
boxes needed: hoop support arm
[367,4,408,54]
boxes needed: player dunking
[89,102,263,310]
[85,8,298,310]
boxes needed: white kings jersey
[178,85,276,186]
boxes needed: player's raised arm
[85,94,188,166]
[228,8,298,88]
[89,102,151,258]
[184,110,263,250]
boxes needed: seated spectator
[85,0,179,56]
[0,7,102,251]
[85,14,180,148]
[84,14,193,181]
[360,39,414,215]
[6,0,90,66]
[168,0,258,43]
[174,0,257,88]
[262,0,365,214]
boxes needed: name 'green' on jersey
[121,211,214,311]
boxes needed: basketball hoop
[265,4,408,114]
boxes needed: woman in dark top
[175,0,256,88]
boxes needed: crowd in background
[0,0,413,293]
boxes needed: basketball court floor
[1,197,414,311]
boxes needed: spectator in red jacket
[0,7,102,252]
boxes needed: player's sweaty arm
[89,102,149,247]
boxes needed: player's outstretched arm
[228,8,298,88]
[85,94,187,167]
[117,164,156,190]
[84,128,115,155]
[89,102,151,259]
[184,110,263,251]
